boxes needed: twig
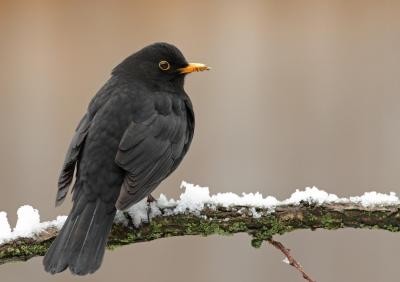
[267,238,316,282]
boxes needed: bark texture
[1,202,400,265]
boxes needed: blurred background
[1,0,400,281]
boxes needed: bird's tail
[43,195,116,275]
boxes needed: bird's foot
[147,194,156,203]
[146,194,156,223]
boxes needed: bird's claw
[146,194,156,223]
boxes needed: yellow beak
[178,63,211,74]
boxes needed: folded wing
[115,111,189,210]
[56,114,90,206]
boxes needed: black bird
[43,43,209,275]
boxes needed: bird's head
[112,42,210,89]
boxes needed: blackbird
[43,42,209,275]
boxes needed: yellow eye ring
[158,60,170,71]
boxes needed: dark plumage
[43,43,209,275]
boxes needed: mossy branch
[1,202,400,265]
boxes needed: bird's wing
[55,78,118,206]
[115,112,189,210]
[56,114,90,206]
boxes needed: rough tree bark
[1,202,400,266]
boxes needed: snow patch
[350,191,399,207]
[13,205,41,238]
[0,205,67,245]
[42,216,67,230]
[174,181,211,213]
[283,187,340,205]
[0,212,11,243]
[1,182,399,244]
[156,194,176,209]
[211,192,279,208]
[114,210,129,226]
[127,198,150,227]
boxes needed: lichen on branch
[1,202,400,265]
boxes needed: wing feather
[56,114,90,206]
[115,111,187,210]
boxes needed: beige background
[1,0,400,281]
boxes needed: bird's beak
[178,63,211,74]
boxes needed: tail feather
[43,197,116,275]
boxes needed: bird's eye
[158,60,170,71]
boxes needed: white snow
[282,257,290,264]
[156,194,176,209]
[1,182,399,244]
[114,210,129,226]
[172,181,279,212]
[41,216,67,230]
[283,187,340,205]
[211,192,279,208]
[173,181,211,213]
[127,198,151,227]
[13,205,41,238]
[122,182,400,227]
[0,205,67,245]
[349,191,399,207]
[0,212,11,242]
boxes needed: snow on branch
[1,182,400,269]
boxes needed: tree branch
[1,202,400,266]
[267,238,316,282]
